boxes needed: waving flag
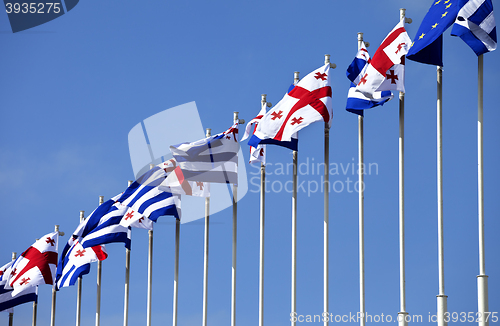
[0,261,37,311]
[158,159,210,197]
[356,20,411,95]
[170,123,240,184]
[248,64,332,151]
[4,232,58,296]
[241,102,267,164]
[55,241,107,290]
[451,0,497,55]
[407,0,460,66]
[119,191,181,228]
[346,41,394,115]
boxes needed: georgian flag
[169,123,240,184]
[249,63,333,149]
[346,41,394,115]
[55,241,107,290]
[4,232,59,296]
[158,159,210,197]
[355,20,411,95]
[241,102,267,165]
[451,0,497,56]
[0,261,37,311]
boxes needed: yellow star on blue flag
[407,0,459,66]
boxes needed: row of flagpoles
[1,1,497,325]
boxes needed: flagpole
[356,32,367,326]
[259,94,271,326]
[76,211,85,326]
[172,218,181,326]
[32,288,37,326]
[9,252,16,326]
[323,54,335,326]
[96,197,104,326]
[51,225,63,326]
[231,112,244,326]
[123,181,132,326]
[147,164,155,326]
[203,128,211,326]
[436,65,448,326]
[291,71,299,326]
[477,54,489,326]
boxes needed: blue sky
[1,0,499,325]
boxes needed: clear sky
[1,0,499,325]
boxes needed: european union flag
[407,0,460,66]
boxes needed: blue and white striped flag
[451,0,497,55]
[346,42,394,116]
[55,241,107,290]
[0,261,37,311]
[169,123,239,184]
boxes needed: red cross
[358,73,368,86]
[224,126,239,142]
[19,277,30,285]
[10,246,58,286]
[124,211,134,220]
[75,249,86,257]
[196,182,204,190]
[46,237,55,246]
[259,148,264,156]
[291,117,304,125]
[138,217,144,224]
[0,271,3,277]
[386,70,398,84]
[226,135,231,140]
[271,110,283,120]
[395,42,406,54]
[314,72,327,81]
[273,85,332,141]
[10,268,17,276]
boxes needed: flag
[0,261,37,311]
[158,159,210,197]
[241,102,267,164]
[55,241,107,290]
[4,232,58,296]
[169,123,240,184]
[346,41,394,115]
[119,191,181,228]
[451,0,497,55]
[407,0,460,66]
[248,63,332,151]
[356,20,412,95]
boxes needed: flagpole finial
[54,224,64,236]
[324,54,337,69]
[80,210,85,222]
[99,196,104,205]
[128,180,133,187]
[206,128,211,137]
[234,111,245,124]
[12,252,16,260]
[400,8,412,24]
[294,71,300,85]
[262,94,272,107]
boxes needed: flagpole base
[477,275,489,326]
[436,294,448,326]
[398,312,408,326]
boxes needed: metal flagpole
[259,94,271,326]
[32,289,37,326]
[51,225,64,326]
[9,252,16,326]
[323,54,335,326]
[291,71,299,326]
[172,218,181,326]
[231,112,244,326]
[147,164,154,326]
[436,65,448,326]
[356,32,367,326]
[76,211,85,326]
[203,128,211,326]
[123,180,133,326]
[96,197,104,326]
[398,9,411,326]
[477,54,489,326]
